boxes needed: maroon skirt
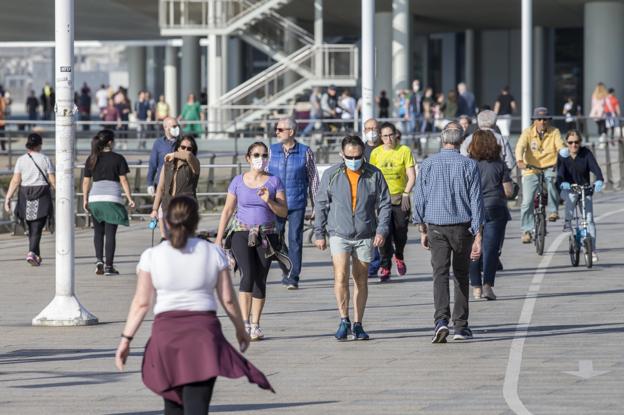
[142,310,274,404]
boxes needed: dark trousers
[470,208,508,287]
[429,223,474,328]
[164,378,216,415]
[368,247,380,276]
[231,231,275,299]
[276,208,305,280]
[379,205,409,268]
[93,218,118,266]
[27,217,47,256]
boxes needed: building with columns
[0,0,622,129]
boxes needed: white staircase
[159,0,358,128]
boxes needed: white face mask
[364,130,378,144]
[169,126,180,138]
[251,157,268,171]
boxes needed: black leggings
[231,231,275,299]
[164,378,216,415]
[379,204,410,268]
[27,217,47,256]
[93,218,118,266]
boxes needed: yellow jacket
[515,125,565,175]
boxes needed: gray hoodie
[314,162,392,240]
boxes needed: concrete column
[361,0,375,128]
[374,11,393,111]
[465,29,475,92]
[533,26,544,107]
[207,34,223,133]
[521,0,532,129]
[227,37,242,91]
[314,0,323,77]
[165,45,178,117]
[127,46,146,102]
[392,0,410,92]
[584,2,624,125]
[181,36,201,107]
[441,33,456,94]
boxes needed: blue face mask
[345,158,363,171]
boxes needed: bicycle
[525,164,555,256]
[568,183,595,268]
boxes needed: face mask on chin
[251,157,268,171]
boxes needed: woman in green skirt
[82,130,135,276]
[178,93,204,136]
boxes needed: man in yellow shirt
[370,122,416,281]
[515,107,566,243]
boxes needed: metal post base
[32,295,98,326]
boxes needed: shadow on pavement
[105,400,339,414]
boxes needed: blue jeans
[561,189,596,251]
[520,169,559,233]
[277,208,305,281]
[301,114,320,136]
[470,206,508,287]
[368,247,380,276]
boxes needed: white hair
[441,121,463,145]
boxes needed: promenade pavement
[1,192,623,414]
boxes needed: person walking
[26,90,40,129]
[466,130,513,300]
[461,110,516,170]
[407,80,423,135]
[101,98,120,131]
[362,118,382,277]
[179,93,204,136]
[302,87,322,136]
[156,95,170,122]
[376,90,390,118]
[457,82,476,117]
[369,121,416,282]
[78,84,92,131]
[95,84,109,115]
[314,135,391,340]
[412,122,484,343]
[515,107,565,243]
[215,142,288,341]
[82,130,135,276]
[562,97,581,132]
[3,133,55,266]
[0,93,6,151]
[147,117,180,239]
[135,91,151,149]
[589,82,608,144]
[557,130,604,262]
[604,88,620,140]
[493,86,516,137]
[268,116,320,289]
[321,85,339,132]
[151,135,200,233]
[115,196,273,414]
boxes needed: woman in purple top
[215,142,288,341]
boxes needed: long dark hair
[166,195,200,249]
[174,134,198,155]
[87,129,115,170]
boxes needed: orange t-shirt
[345,168,361,212]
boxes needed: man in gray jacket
[314,135,392,341]
[460,109,516,170]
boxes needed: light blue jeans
[520,169,559,233]
[562,189,596,250]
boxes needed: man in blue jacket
[146,116,180,238]
[268,116,320,290]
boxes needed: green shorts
[329,236,373,263]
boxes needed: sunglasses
[344,155,363,160]
[567,141,580,145]
[252,153,269,159]
[275,128,291,133]
[179,145,192,151]
[535,118,549,122]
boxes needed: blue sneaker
[453,327,473,341]
[352,322,370,340]
[335,318,352,341]
[431,319,449,343]
[281,276,299,289]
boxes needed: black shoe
[431,319,449,343]
[95,261,105,275]
[105,266,119,276]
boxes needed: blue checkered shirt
[412,149,484,234]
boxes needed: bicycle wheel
[535,214,546,255]
[569,234,580,267]
[583,237,593,268]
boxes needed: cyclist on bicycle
[515,107,566,243]
[557,129,604,262]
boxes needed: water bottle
[148,217,158,230]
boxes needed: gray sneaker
[482,284,497,300]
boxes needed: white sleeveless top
[137,237,228,315]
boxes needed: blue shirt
[147,136,177,187]
[412,148,484,235]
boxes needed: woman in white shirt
[115,195,273,414]
[3,133,55,266]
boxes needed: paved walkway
[1,192,623,414]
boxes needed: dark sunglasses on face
[344,154,363,160]
[275,128,291,133]
[179,145,192,151]
[252,153,269,159]
[536,118,548,122]
[567,141,580,145]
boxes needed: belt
[428,222,470,227]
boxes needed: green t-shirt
[369,144,415,196]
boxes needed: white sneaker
[592,252,599,263]
[244,322,251,336]
[250,324,264,341]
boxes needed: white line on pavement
[503,207,624,415]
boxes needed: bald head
[162,116,180,139]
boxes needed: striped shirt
[412,148,484,235]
